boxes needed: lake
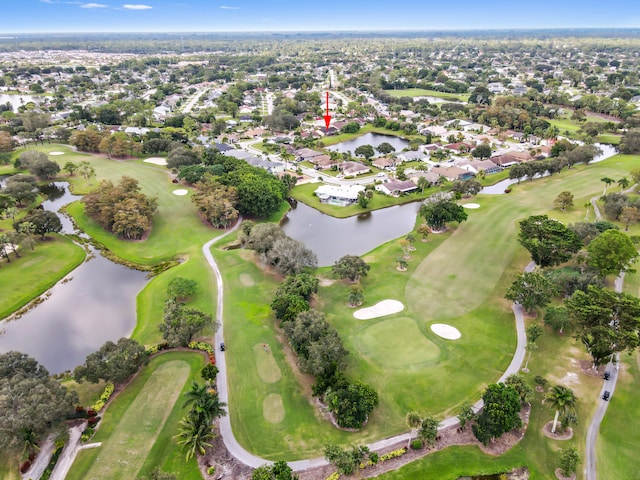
[326,132,410,155]
[0,93,53,113]
[0,182,148,374]
[281,200,420,266]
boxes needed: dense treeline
[83,176,158,239]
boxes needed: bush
[410,439,424,450]
[369,452,379,464]
[188,341,214,354]
[325,473,340,480]
[379,448,407,462]
[91,382,115,412]
[207,466,216,475]
[87,409,97,417]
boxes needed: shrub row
[325,473,340,480]
[91,382,114,412]
[188,341,214,354]
[40,444,64,480]
[379,447,407,462]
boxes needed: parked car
[219,342,225,352]
[602,390,611,401]
[604,371,611,380]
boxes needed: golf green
[354,317,440,369]
[253,343,282,384]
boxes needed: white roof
[315,184,365,201]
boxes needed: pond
[480,143,618,195]
[326,132,410,155]
[281,200,421,266]
[0,93,53,113]
[0,182,148,374]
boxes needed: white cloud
[81,2,109,7]
[123,4,153,9]
[220,5,240,9]
[40,0,60,4]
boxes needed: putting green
[253,344,282,383]
[263,393,285,424]
[354,317,440,369]
[78,360,190,479]
[240,273,255,287]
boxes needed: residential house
[420,125,448,137]
[295,148,324,163]
[469,159,502,175]
[314,184,365,205]
[490,154,521,168]
[443,142,473,153]
[375,179,418,197]
[310,154,335,170]
[430,165,473,181]
[409,171,441,185]
[372,157,396,170]
[340,161,371,176]
[397,150,429,162]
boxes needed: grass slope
[0,235,85,319]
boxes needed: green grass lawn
[223,153,640,466]
[384,88,470,103]
[0,234,85,319]
[66,352,206,480]
[597,353,640,480]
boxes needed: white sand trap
[462,203,480,209]
[49,151,65,156]
[354,299,404,320]
[143,157,167,166]
[172,189,188,196]
[430,323,462,340]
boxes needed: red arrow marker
[323,91,332,130]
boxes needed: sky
[1,0,639,34]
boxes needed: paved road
[584,269,625,480]
[201,229,529,472]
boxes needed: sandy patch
[253,344,282,383]
[49,151,65,156]
[239,273,255,287]
[462,203,480,209]
[354,300,404,320]
[172,189,188,196]
[263,394,285,424]
[143,157,167,166]
[430,323,462,340]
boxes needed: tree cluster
[242,223,317,276]
[419,199,468,231]
[191,176,239,229]
[0,352,77,455]
[83,176,158,239]
[74,337,147,384]
[16,150,60,179]
[472,383,523,445]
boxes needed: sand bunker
[172,189,188,196]
[462,203,480,209]
[430,323,462,340]
[49,151,65,156]
[143,157,167,166]
[354,300,404,320]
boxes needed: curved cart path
[203,226,529,472]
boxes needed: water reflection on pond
[281,200,420,266]
[326,132,410,155]
[0,182,147,374]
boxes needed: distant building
[314,184,365,205]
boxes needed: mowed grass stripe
[80,361,190,480]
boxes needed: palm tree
[601,177,614,195]
[543,385,577,433]
[417,176,429,193]
[183,381,227,425]
[584,201,591,220]
[618,177,630,190]
[523,341,538,371]
[347,284,364,307]
[396,257,408,271]
[406,412,422,449]
[174,415,215,461]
